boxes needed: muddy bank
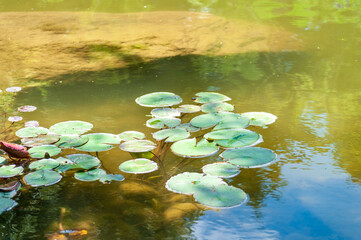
[0,11,302,86]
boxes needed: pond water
[0,1,361,239]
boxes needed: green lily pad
[75,133,120,152]
[136,92,182,107]
[119,159,158,174]
[56,135,89,148]
[201,102,234,113]
[0,186,19,197]
[190,112,249,130]
[171,138,219,158]
[29,158,60,170]
[49,121,93,135]
[0,198,17,213]
[152,128,190,142]
[119,140,156,153]
[118,131,145,141]
[0,165,23,178]
[176,123,200,133]
[23,170,62,187]
[0,156,6,165]
[99,174,125,183]
[21,134,60,147]
[151,108,180,118]
[220,147,277,168]
[16,127,49,138]
[177,104,201,113]
[241,112,277,127]
[205,129,262,149]
[202,162,240,178]
[193,185,247,208]
[74,169,107,182]
[146,117,181,129]
[193,92,231,103]
[28,145,61,158]
[55,154,101,173]
[165,172,226,195]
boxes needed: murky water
[0,1,361,239]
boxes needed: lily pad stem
[150,151,167,178]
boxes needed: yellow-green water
[0,1,361,239]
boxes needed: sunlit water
[0,1,360,239]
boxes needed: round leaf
[152,128,190,142]
[74,169,107,182]
[119,159,158,174]
[55,154,101,173]
[146,117,181,129]
[190,112,249,130]
[220,147,277,168]
[177,104,201,113]
[29,159,59,170]
[49,121,93,135]
[119,140,156,153]
[205,129,262,148]
[241,112,277,127]
[17,105,37,112]
[5,87,21,93]
[28,145,61,158]
[118,131,145,141]
[0,165,23,178]
[201,102,234,113]
[23,170,62,187]
[136,92,182,107]
[193,92,231,103]
[56,135,89,148]
[176,123,200,133]
[75,133,120,152]
[171,138,219,158]
[16,127,49,138]
[21,134,60,147]
[202,162,240,178]
[8,116,22,122]
[151,108,180,118]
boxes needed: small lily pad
[177,104,201,113]
[146,117,181,129]
[5,87,22,93]
[119,159,158,174]
[152,128,190,142]
[49,121,93,135]
[201,102,234,113]
[220,147,277,168]
[16,127,49,138]
[21,134,60,147]
[193,92,231,103]
[74,169,107,182]
[136,92,182,107]
[171,138,219,158]
[118,131,145,141]
[28,145,61,158]
[0,180,21,191]
[56,135,89,148]
[55,154,101,173]
[151,108,180,118]
[176,123,200,133]
[99,174,125,183]
[18,105,37,112]
[241,112,277,127]
[0,156,6,165]
[75,133,120,152]
[204,129,262,149]
[25,121,40,127]
[23,170,62,187]
[29,159,60,170]
[0,165,23,178]
[119,140,156,153]
[202,162,240,178]
[190,112,249,130]
[0,198,18,213]
[8,116,22,122]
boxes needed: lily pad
[23,170,62,187]
[171,138,219,158]
[220,147,277,168]
[119,140,156,153]
[176,123,200,133]
[190,112,249,130]
[0,156,6,165]
[151,108,180,118]
[205,129,262,148]
[0,198,18,213]
[75,133,120,152]
[201,102,234,113]
[16,127,49,138]
[119,159,158,174]
[49,121,93,135]
[55,154,101,173]
[29,158,60,170]
[136,92,182,107]
[202,162,240,178]
[193,92,231,103]
[118,131,145,141]
[146,117,181,129]
[152,128,190,142]
[0,180,21,191]
[28,145,61,158]
[99,174,125,183]
[241,112,277,127]
[193,185,247,208]
[25,120,39,127]
[18,105,37,112]
[74,169,107,182]
[21,134,60,147]
[56,135,89,148]
[0,165,23,178]
[5,87,21,93]
[177,104,201,113]
[8,116,22,122]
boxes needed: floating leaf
[0,198,17,213]
[193,92,231,103]
[201,102,234,113]
[190,112,249,130]
[202,162,240,178]
[25,120,39,127]
[23,170,62,187]
[21,134,60,147]
[177,104,201,113]
[152,128,190,142]
[0,156,6,165]
[8,116,22,122]
[75,133,119,152]
[176,123,200,133]
[241,112,277,127]
[0,165,23,178]
[17,105,37,112]
[5,87,21,93]
[119,159,158,174]
[55,154,101,173]
[99,174,124,183]
[49,121,93,135]
[193,185,247,208]
[0,141,30,158]
[74,169,107,182]
[151,108,180,118]
[57,135,88,148]
[28,145,61,158]
[146,117,181,129]
[29,158,59,170]
[220,147,277,168]
[0,180,21,191]
[205,129,262,148]
[136,92,182,107]
[0,187,19,198]
[171,138,219,158]
[118,131,145,141]
[119,140,156,153]
[16,127,49,138]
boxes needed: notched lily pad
[177,104,201,114]
[16,127,49,138]
[55,154,101,173]
[241,112,277,127]
[146,117,181,129]
[21,134,60,147]
[152,128,190,142]
[74,169,106,182]
[193,92,231,103]
[151,108,180,118]
[56,135,89,148]
[220,147,277,168]
[119,159,158,174]
[119,140,156,153]
[0,165,23,178]
[49,121,93,135]
[23,170,62,187]
[18,105,37,112]
[136,92,182,107]
[202,162,240,178]
[201,102,234,113]
[190,112,249,130]
[118,131,145,141]
[28,145,61,158]
[29,158,59,170]
[205,128,262,148]
[171,138,219,158]
[75,133,120,152]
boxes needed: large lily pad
[241,112,277,127]
[220,147,277,168]
[16,127,49,138]
[202,162,240,178]
[28,145,61,158]
[49,121,93,135]
[55,154,101,173]
[75,133,120,152]
[119,159,158,174]
[29,158,60,170]
[56,135,89,148]
[190,112,249,130]
[151,108,180,118]
[21,134,60,147]
[118,131,145,141]
[205,128,262,148]
[23,170,62,187]
[201,102,234,113]
[0,198,17,214]
[136,92,182,107]
[0,165,23,178]
[152,128,190,142]
[171,138,219,158]
[193,92,231,103]
[177,104,201,114]
[119,140,156,153]
[146,117,181,129]
[74,169,107,182]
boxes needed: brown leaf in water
[0,141,30,158]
